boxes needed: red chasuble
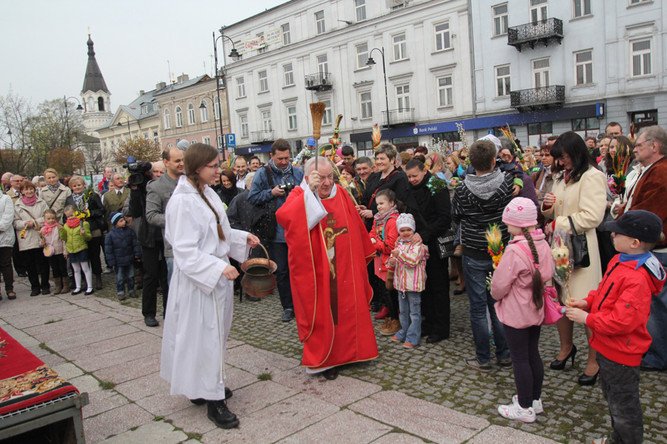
[277,184,378,369]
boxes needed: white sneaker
[497,403,536,423]
[512,394,543,414]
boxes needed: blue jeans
[165,257,174,284]
[115,265,135,294]
[643,252,667,369]
[397,291,422,345]
[462,255,509,364]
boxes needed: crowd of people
[2,122,666,441]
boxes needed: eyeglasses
[635,138,653,148]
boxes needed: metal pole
[380,48,390,128]
[63,96,71,149]
[213,32,226,160]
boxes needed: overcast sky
[0,0,285,111]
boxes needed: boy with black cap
[566,210,666,444]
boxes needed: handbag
[542,286,563,325]
[436,229,456,259]
[568,216,590,269]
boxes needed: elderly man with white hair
[276,157,378,380]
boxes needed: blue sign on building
[225,133,236,148]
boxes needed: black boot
[191,388,233,405]
[207,400,239,429]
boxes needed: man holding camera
[248,139,304,322]
[126,157,169,327]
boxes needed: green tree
[115,136,161,165]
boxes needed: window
[530,0,548,24]
[396,85,410,111]
[261,109,272,132]
[393,33,407,61]
[322,100,332,125]
[258,70,269,92]
[356,43,369,69]
[256,32,267,54]
[287,106,297,131]
[527,122,553,147]
[575,50,593,85]
[239,114,249,138]
[629,0,650,4]
[355,0,366,21]
[187,103,195,125]
[532,58,550,88]
[572,117,600,139]
[203,136,211,145]
[281,23,291,45]
[214,96,220,119]
[175,106,183,127]
[163,109,171,129]
[315,10,326,34]
[283,63,294,86]
[317,54,328,75]
[631,39,652,77]
[437,76,453,107]
[200,101,209,122]
[434,22,451,51]
[236,77,246,98]
[495,65,511,96]
[217,135,223,148]
[573,0,591,18]
[360,92,372,119]
[493,3,509,36]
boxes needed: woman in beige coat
[14,180,50,296]
[542,132,607,385]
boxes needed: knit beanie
[110,212,124,226]
[396,213,416,231]
[502,197,537,228]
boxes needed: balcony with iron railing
[250,130,275,144]
[508,18,563,51]
[510,85,565,112]
[305,72,333,91]
[382,108,416,127]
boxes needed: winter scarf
[20,194,37,206]
[66,217,81,229]
[41,220,58,236]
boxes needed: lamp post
[63,96,83,150]
[200,95,219,148]
[366,47,390,128]
[213,27,240,160]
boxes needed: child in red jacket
[566,210,666,444]
[369,189,399,335]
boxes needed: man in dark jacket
[105,212,141,301]
[248,139,304,322]
[452,139,513,371]
[405,159,452,343]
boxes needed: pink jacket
[491,230,554,329]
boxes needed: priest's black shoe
[322,368,339,380]
[207,400,239,429]
[578,371,599,386]
[144,316,159,327]
[426,334,448,344]
[191,388,233,405]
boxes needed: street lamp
[213,27,241,160]
[366,47,390,128]
[63,96,83,149]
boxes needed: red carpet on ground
[0,327,78,416]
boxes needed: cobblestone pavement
[1,272,665,443]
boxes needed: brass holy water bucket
[240,244,277,298]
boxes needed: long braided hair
[184,143,226,241]
[522,227,544,309]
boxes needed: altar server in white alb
[160,143,259,430]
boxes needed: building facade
[470,0,667,146]
[222,0,473,157]
[154,75,229,150]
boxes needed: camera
[123,156,153,186]
[278,179,296,194]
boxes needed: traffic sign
[225,133,236,148]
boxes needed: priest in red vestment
[276,157,378,378]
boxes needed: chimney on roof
[177,73,189,83]
[156,81,166,90]
[139,90,145,96]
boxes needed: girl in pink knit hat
[491,197,555,423]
